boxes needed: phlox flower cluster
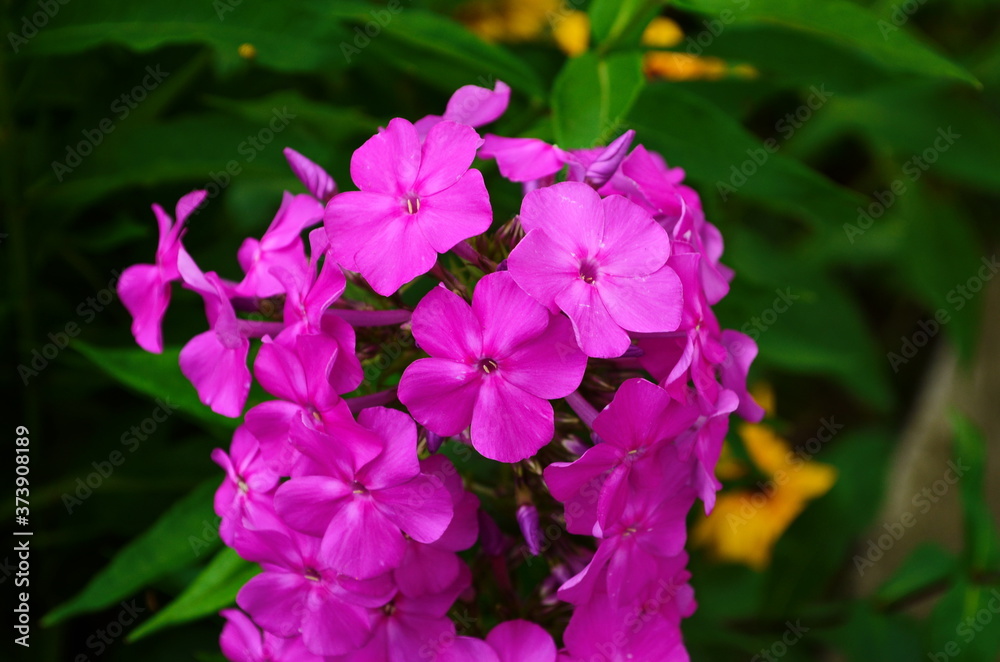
[120,79,763,661]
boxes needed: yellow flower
[458,0,562,43]
[692,419,837,570]
[641,16,684,48]
[552,10,590,57]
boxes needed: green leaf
[819,601,923,661]
[371,10,545,100]
[672,0,979,87]
[928,577,1000,662]
[589,0,664,50]
[951,413,1000,571]
[875,543,958,606]
[20,0,370,73]
[552,51,645,149]
[626,84,866,242]
[43,479,220,625]
[74,342,238,433]
[128,548,258,641]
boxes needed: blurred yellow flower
[551,10,590,56]
[692,413,837,570]
[458,0,562,43]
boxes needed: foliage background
[3,0,999,659]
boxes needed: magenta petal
[353,213,438,296]
[284,147,336,201]
[395,543,462,597]
[323,191,400,271]
[500,314,587,400]
[415,121,482,194]
[597,267,683,334]
[486,620,557,662]
[597,194,671,276]
[236,572,306,639]
[506,229,580,312]
[555,279,630,359]
[444,80,510,127]
[243,400,302,472]
[321,497,406,578]
[415,170,492,253]
[220,609,265,662]
[543,443,620,535]
[179,329,251,418]
[356,407,420,489]
[519,182,603,256]
[375,474,454,543]
[409,284,483,360]
[437,637,501,662]
[351,117,420,195]
[254,338,309,403]
[398,359,481,437]
[118,263,169,353]
[472,272,548,357]
[274,476,352,536]
[479,135,568,182]
[301,594,373,656]
[471,378,553,462]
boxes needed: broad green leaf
[951,413,1000,571]
[589,0,665,50]
[627,84,866,241]
[128,548,258,641]
[875,543,958,606]
[370,10,545,100]
[928,577,1000,662]
[819,601,923,661]
[20,0,370,73]
[673,0,978,87]
[75,342,237,433]
[552,51,645,148]
[43,479,220,625]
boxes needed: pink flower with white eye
[507,182,684,358]
[324,118,492,295]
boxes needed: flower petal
[471,378,553,462]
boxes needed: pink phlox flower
[398,272,588,463]
[544,379,697,535]
[118,189,207,353]
[414,79,511,137]
[324,118,492,295]
[507,182,683,358]
[393,455,479,598]
[233,191,324,298]
[485,620,558,662]
[177,250,252,418]
[233,526,394,657]
[284,147,337,202]
[219,608,323,662]
[326,565,472,662]
[478,134,571,184]
[274,407,454,579]
[212,426,282,545]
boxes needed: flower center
[477,358,499,374]
[237,476,249,493]
[304,568,321,582]
[579,258,600,284]
[352,480,369,495]
[403,195,421,215]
